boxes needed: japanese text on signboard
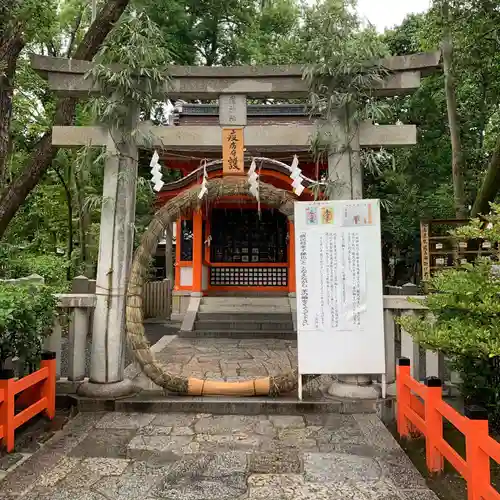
[299,232,309,328]
[222,128,244,175]
[296,203,368,332]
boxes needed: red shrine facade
[155,104,327,294]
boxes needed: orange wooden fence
[0,351,56,452]
[397,357,500,500]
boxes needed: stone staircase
[180,296,296,338]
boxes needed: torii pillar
[326,120,381,399]
[79,121,139,398]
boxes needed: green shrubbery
[0,282,58,373]
[0,250,69,291]
[400,205,500,427]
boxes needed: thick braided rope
[125,176,298,395]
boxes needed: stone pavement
[131,337,298,391]
[0,411,438,500]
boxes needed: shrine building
[156,103,319,294]
[30,52,441,397]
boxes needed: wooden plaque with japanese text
[222,128,245,175]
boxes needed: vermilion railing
[0,351,56,452]
[397,357,500,500]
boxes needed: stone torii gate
[31,52,441,398]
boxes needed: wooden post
[165,223,174,283]
[465,405,490,500]
[174,218,181,290]
[0,369,15,452]
[425,377,444,473]
[288,218,296,293]
[192,210,203,293]
[397,358,411,439]
[40,351,56,420]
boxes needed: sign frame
[294,199,386,399]
[222,127,245,175]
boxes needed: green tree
[422,1,500,216]
[1,5,171,281]
[137,0,303,66]
[0,0,132,239]
[375,4,500,282]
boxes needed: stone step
[201,297,290,306]
[196,311,293,322]
[179,330,297,339]
[207,291,289,297]
[194,320,294,331]
[199,304,291,313]
[74,393,384,415]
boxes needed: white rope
[160,157,326,190]
[198,159,208,199]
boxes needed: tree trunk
[73,166,94,277]
[0,0,131,239]
[471,134,500,217]
[0,31,25,184]
[441,1,467,219]
[54,166,74,280]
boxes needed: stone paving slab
[128,337,340,401]
[131,337,300,391]
[0,411,438,500]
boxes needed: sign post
[294,199,386,400]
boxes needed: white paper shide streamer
[289,154,304,196]
[150,150,164,192]
[198,160,208,200]
[248,159,259,200]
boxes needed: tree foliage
[0,281,58,372]
[399,207,500,425]
[400,259,500,358]
[136,0,303,65]
[2,0,500,288]
[0,0,131,241]
[371,2,500,282]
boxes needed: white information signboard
[294,199,385,379]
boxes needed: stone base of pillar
[327,375,381,399]
[386,383,397,397]
[77,379,137,399]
